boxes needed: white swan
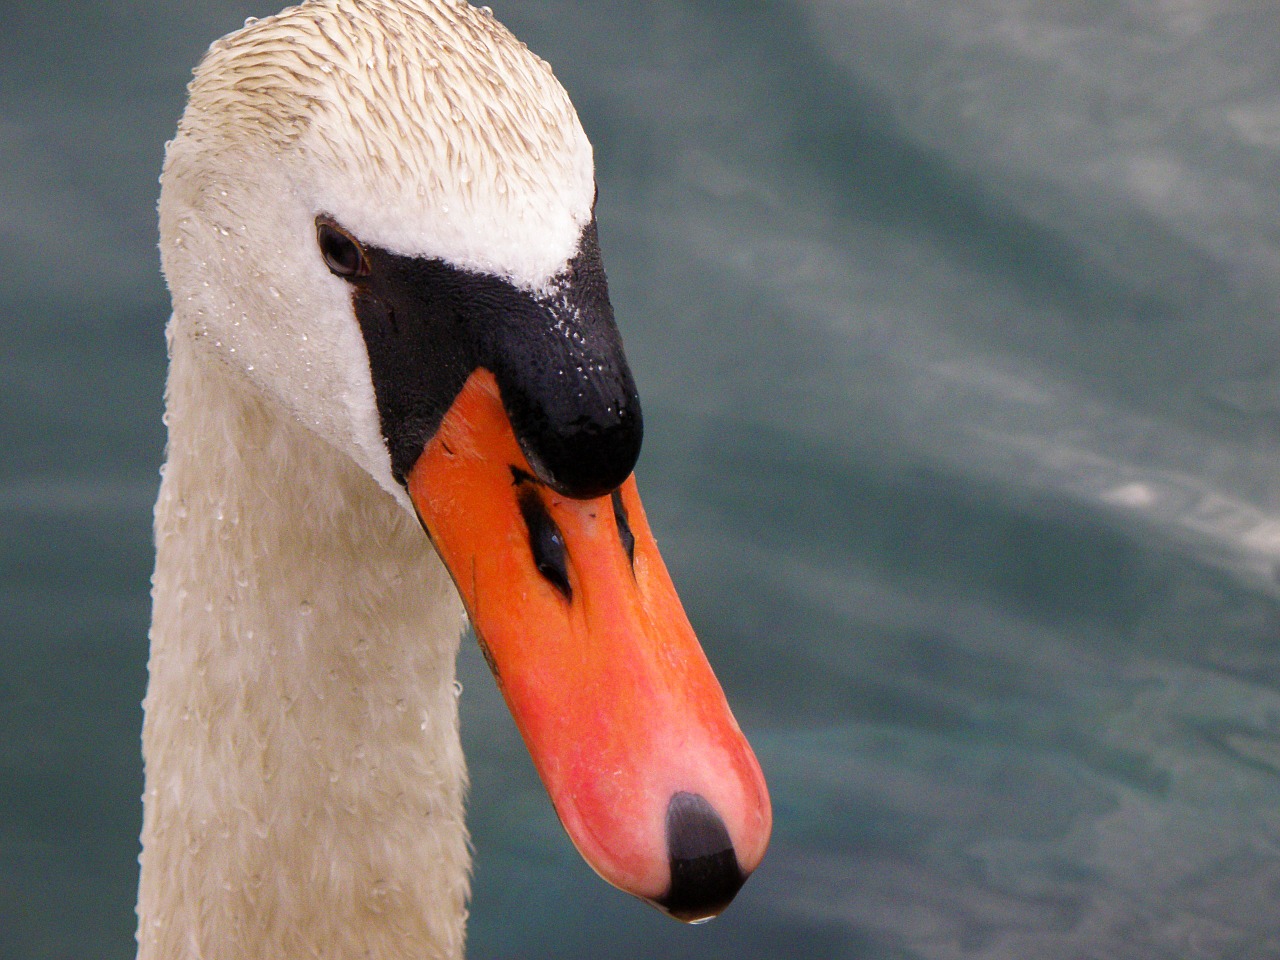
[139,2,771,957]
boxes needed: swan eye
[316,219,369,279]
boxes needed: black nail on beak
[654,791,746,923]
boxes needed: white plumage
[142,2,601,957]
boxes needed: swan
[138,1,771,957]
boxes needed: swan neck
[138,334,470,960]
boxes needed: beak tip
[652,791,750,924]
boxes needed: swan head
[160,0,605,501]
[159,0,769,922]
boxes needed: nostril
[611,489,636,567]
[516,485,571,599]
[655,791,746,923]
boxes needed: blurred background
[6,1,1280,956]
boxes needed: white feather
[141,2,597,956]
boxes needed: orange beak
[407,369,771,920]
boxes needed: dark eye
[316,219,368,279]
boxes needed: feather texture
[142,2,599,956]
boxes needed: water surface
[5,1,1280,957]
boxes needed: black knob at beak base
[654,791,747,923]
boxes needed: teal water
[6,1,1280,957]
